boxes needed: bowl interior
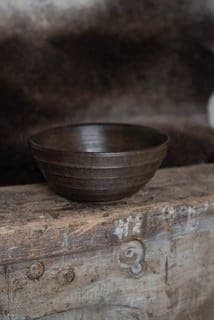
[31,123,168,153]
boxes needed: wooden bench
[0,164,213,319]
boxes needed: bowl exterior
[30,143,167,202]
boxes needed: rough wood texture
[0,164,214,319]
[7,226,214,320]
[0,164,214,266]
[0,265,8,319]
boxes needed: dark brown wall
[0,0,214,185]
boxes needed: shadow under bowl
[29,123,168,202]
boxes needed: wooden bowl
[29,123,168,202]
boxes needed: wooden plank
[40,298,214,320]
[0,265,9,319]
[0,164,214,265]
[0,164,213,319]
[6,207,214,319]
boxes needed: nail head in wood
[26,261,44,280]
[118,240,146,278]
[57,267,75,285]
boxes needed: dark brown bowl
[29,123,168,202]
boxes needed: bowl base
[50,184,142,204]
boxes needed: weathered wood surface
[0,164,214,266]
[0,164,214,319]
[0,265,8,319]
[6,225,214,320]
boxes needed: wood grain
[6,207,214,319]
[0,164,213,319]
[0,164,214,266]
[0,265,9,319]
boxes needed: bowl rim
[29,122,169,156]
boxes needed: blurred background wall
[0,0,214,185]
